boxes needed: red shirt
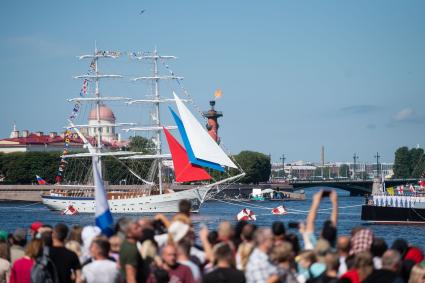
[10,257,34,283]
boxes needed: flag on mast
[92,156,113,235]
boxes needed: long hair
[25,239,43,259]
[0,242,9,261]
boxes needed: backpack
[31,246,59,283]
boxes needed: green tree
[233,151,271,184]
[0,152,61,184]
[128,136,155,154]
[339,164,349,178]
[393,147,412,178]
[409,148,424,178]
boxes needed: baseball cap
[30,221,43,233]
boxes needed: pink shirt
[10,257,34,283]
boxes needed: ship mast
[72,46,128,176]
[126,49,184,194]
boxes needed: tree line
[0,138,271,185]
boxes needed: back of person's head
[207,230,219,245]
[298,250,317,267]
[109,235,121,253]
[285,233,300,255]
[321,220,337,247]
[408,263,425,283]
[39,227,53,247]
[53,223,69,242]
[67,225,83,244]
[178,199,192,216]
[213,242,235,267]
[254,228,273,246]
[65,240,82,257]
[345,254,356,270]
[354,251,374,281]
[270,241,293,264]
[382,249,402,272]
[241,224,256,242]
[92,237,110,258]
[218,221,233,241]
[115,217,132,238]
[176,238,191,257]
[371,237,388,258]
[354,251,373,269]
[12,228,27,246]
[234,220,248,240]
[0,242,9,261]
[272,221,285,237]
[337,235,351,256]
[126,220,142,240]
[391,238,409,258]
[25,239,43,259]
[324,251,340,273]
[351,226,364,236]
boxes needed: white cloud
[393,108,414,122]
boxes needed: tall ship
[41,47,244,213]
[361,178,425,224]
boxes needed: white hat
[81,226,101,262]
[168,221,190,243]
[82,225,101,246]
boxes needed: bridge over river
[289,178,420,196]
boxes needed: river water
[1,187,424,250]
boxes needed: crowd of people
[0,190,424,283]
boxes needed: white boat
[41,48,244,213]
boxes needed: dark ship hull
[361,205,425,224]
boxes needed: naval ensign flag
[92,156,113,236]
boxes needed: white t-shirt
[82,259,119,283]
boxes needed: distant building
[0,126,84,153]
[0,104,127,153]
[272,160,317,180]
[82,104,120,143]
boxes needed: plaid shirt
[245,248,277,283]
[350,228,373,255]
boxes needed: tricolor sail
[172,92,237,169]
[163,127,212,182]
[170,108,224,172]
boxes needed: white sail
[173,92,237,169]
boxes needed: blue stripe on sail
[169,108,224,172]
[95,209,113,236]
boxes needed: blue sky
[1,1,424,164]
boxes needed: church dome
[88,105,116,122]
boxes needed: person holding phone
[301,190,338,250]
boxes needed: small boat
[248,188,300,201]
[61,205,78,215]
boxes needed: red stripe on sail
[163,127,212,182]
